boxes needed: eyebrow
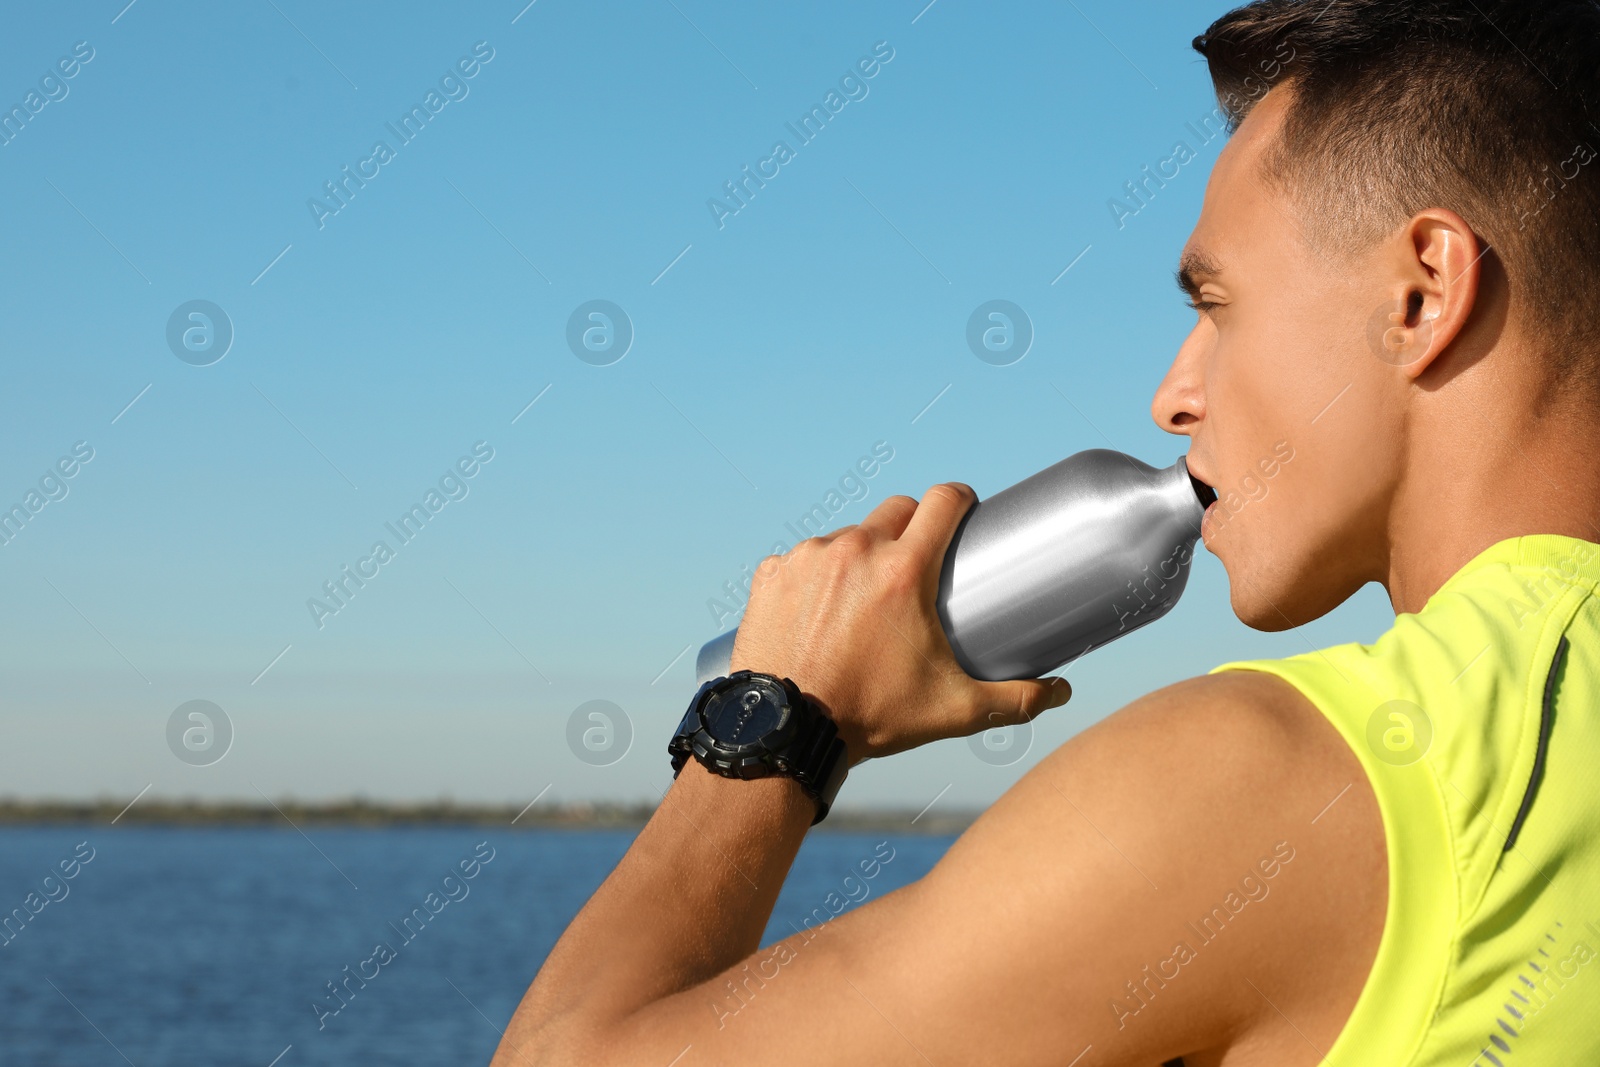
[1174,247,1224,300]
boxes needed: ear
[1373,209,1485,380]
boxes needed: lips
[1185,459,1219,544]
[1185,460,1219,510]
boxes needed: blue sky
[0,0,1394,809]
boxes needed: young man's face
[1152,87,1405,629]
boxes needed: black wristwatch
[668,670,849,825]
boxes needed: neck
[1385,365,1600,615]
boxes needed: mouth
[1184,458,1219,542]
[1185,461,1218,511]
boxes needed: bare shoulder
[924,669,1387,1064]
[563,671,1388,1067]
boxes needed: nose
[1151,318,1210,436]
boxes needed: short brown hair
[1195,0,1600,364]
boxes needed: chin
[1221,539,1352,632]
[1230,585,1301,632]
[1213,550,1282,630]
[1204,521,1282,630]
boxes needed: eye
[1185,299,1219,314]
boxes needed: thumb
[972,676,1072,728]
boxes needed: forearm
[492,760,816,1066]
[489,484,1068,1066]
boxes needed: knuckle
[1015,689,1047,720]
[753,553,785,582]
[785,538,822,564]
[829,527,871,555]
[791,538,834,573]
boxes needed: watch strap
[783,702,848,825]
[667,690,708,776]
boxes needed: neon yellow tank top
[1209,533,1600,1066]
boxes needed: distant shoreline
[0,798,978,835]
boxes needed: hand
[728,482,1073,765]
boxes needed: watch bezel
[677,671,802,780]
[668,668,849,824]
[702,674,795,748]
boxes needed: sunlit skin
[1159,91,1600,623]
[489,86,1599,1067]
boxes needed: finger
[970,676,1073,728]
[899,482,977,563]
[858,494,919,540]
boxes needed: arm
[491,487,1385,1067]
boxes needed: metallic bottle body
[695,450,1211,685]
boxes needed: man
[491,1,1600,1063]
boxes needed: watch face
[703,677,791,748]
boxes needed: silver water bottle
[695,449,1215,684]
